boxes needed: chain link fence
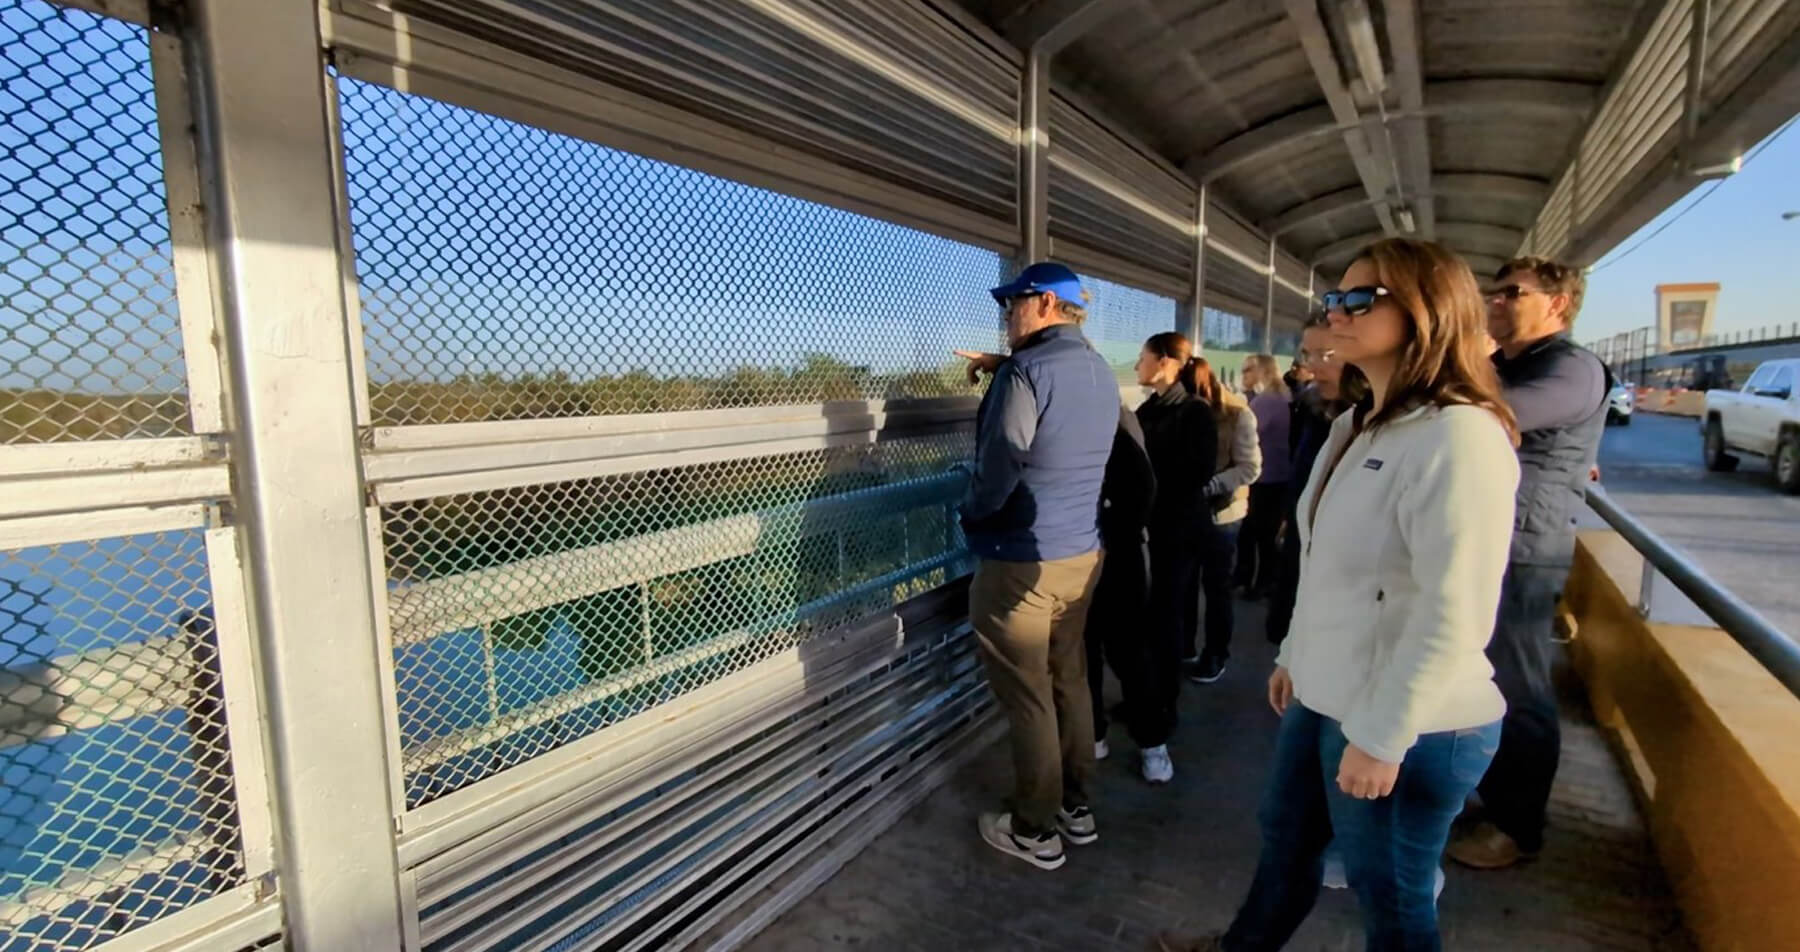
[1,4,255,949]
[336,78,1006,805]
[1079,273,1177,382]
[0,530,246,951]
[383,434,973,806]
[337,77,1012,427]
[1,0,188,444]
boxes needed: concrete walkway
[728,601,1692,952]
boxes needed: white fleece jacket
[1277,403,1519,763]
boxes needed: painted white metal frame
[186,0,407,947]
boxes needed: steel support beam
[1018,48,1050,263]
[188,0,406,948]
[1003,0,1122,55]
[1311,221,1524,267]
[1261,173,1550,235]
[1263,237,1277,350]
[1281,0,1399,235]
[1184,184,1208,344]
[1383,0,1436,239]
[1186,79,1598,183]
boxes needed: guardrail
[1585,485,1800,700]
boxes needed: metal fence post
[1017,49,1049,265]
[1186,184,1208,344]
[1262,237,1277,351]
[188,0,407,947]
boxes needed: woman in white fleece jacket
[1158,238,1520,952]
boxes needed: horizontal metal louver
[1047,92,1196,287]
[364,0,1021,242]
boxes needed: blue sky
[4,0,1794,394]
[1578,120,1800,343]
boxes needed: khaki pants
[970,550,1103,836]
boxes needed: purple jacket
[1249,391,1293,485]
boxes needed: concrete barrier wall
[1564,531,1800,951]
[1634,389,1708,417]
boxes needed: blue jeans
[1223,704,1501,951]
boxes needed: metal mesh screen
[1078,273,1177,383]
[383,434,973,806]
[0,530,246,951]
[1,0,188,444]
[336,77,1010,427]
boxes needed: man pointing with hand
[953,263,1120,871]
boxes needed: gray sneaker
[979,812,1065,869]
[1056,805,1098,845]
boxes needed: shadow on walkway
[727,601,1692,952]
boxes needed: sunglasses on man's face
[1320,285,1391,317]
[1484,284,1551,302]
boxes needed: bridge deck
[715,602,1693,952]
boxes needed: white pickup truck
[1702,358,1800,493]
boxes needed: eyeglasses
[1485,284,1551,302]
[1320,285,1391,317]
[1298,348,1338,368]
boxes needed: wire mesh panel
[336,77,1011,427]
[383,434,974,807]
[1,0,188,444]
[0,529,247,951]
[335,77,1010,805]
[1078,274,1177,382]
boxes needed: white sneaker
[1056,805,1098,845]
[979,812,1065,870]
[1095,738,1110,761]
[1322,852,1348,889]
[1141,745,1174,784]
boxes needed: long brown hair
[1244,353,1289,397]
[1350,239,1518,444]
[1144,331,1209,399]
[1187,357,1226,414]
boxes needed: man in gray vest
[1449,256,1610,870]
[955,262,1119,871]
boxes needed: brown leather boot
[1446,820,1537,870]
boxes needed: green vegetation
[1,388,187,442]
[367,354,970,426]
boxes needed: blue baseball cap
[989,262,1086,305]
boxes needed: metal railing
[1586,486,1800,700]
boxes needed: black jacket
[1134,386,1219,538]
[1099,406,1157,547]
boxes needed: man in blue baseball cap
[955,262,1121,870]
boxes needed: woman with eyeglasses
[1263,316,1365,648]
[1157,238,1520,952]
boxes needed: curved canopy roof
[959,0,1800,281]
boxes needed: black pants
[1197,521,1240,662]
[1235,483,1286,592]
[1085,539,1177,748]
[1476,562,1569,854]
[1264,518,1302,645]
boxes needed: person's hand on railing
[1589,465,1602,482]
[953,350,1003,385]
